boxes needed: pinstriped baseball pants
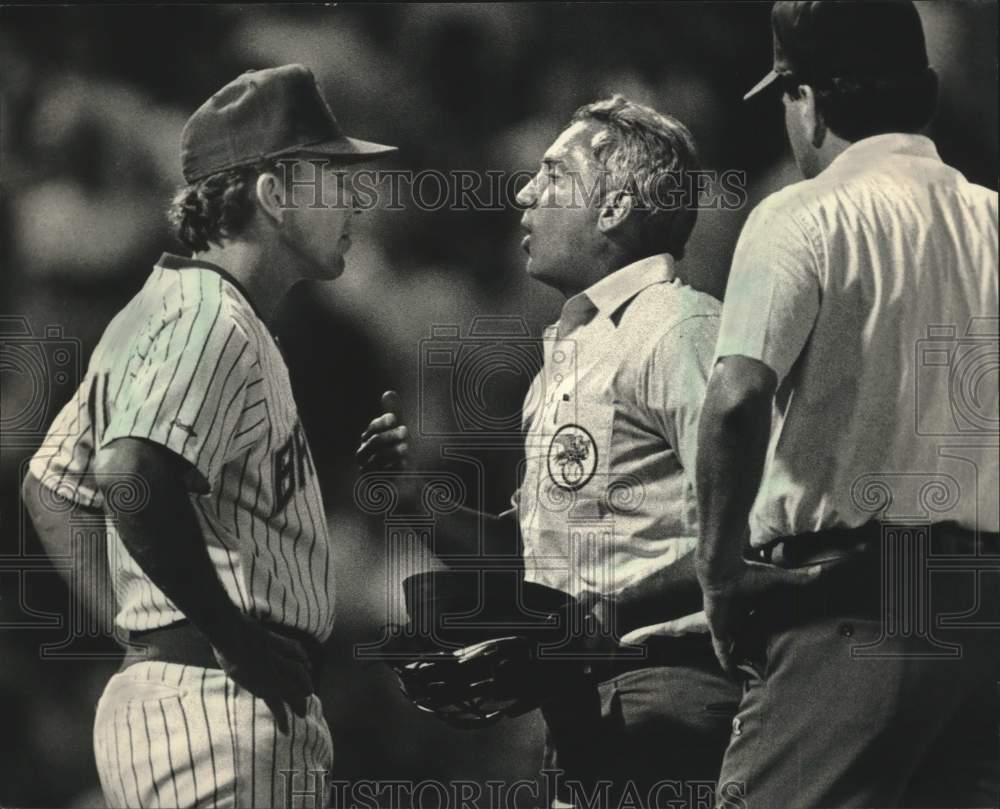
[93,661,333,809]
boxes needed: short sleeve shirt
[716,135,999,544]
[514,254,721,597]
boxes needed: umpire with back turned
[691,2,1000,807]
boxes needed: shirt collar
[825,133,941,176]
[567,253,677,325]
[156,252,271,329]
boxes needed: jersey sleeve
[638,314,720,488]
[28,378,103,509]
[98,285,256,492]
[714,197,821,384]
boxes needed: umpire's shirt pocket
[546,393,615,497]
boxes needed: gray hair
[570,95,700,260]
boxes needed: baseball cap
[181,63,397,182]
[743,0,929,100]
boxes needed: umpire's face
[517,121,608,295]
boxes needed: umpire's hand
[213,615,315,735]
[356,390,410,471]
[698,559,825,673]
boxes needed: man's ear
[255,171,286,226]
[597,189,634,236]
[799,84,827,149]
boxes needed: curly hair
[570,95,701,260]
[167,162,276,252]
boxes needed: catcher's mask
[375,570,598,730]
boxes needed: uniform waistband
[123,620,325,682]
[754,521,1000,568]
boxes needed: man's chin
[318,255,346,280]
[525,257,555,286]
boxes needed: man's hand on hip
[213,615,315,735]
[699,559,824,672]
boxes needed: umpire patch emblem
[547,424,598,491]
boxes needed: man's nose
[516,176,537,208]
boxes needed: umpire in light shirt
[360,96,741,808]
[690,2,1000,807]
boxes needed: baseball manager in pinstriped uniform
[23,64,395,808]
[688,2,999,807]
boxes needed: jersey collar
[156,252,272,330]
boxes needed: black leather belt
[736,520,1000,634]
[124,620,325,682]
[753,521,999,569]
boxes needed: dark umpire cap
[743,0,929,100]
[181,63,397,182]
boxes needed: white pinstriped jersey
[29,253,335,642]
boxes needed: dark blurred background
[0,3,996,806]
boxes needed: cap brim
[743,69,781,101]
[280,135,398,164]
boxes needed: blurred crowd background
[0,3,996,806]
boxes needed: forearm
[401,499,521,567]
[113,492,243,639]
[695,382,772,586]
[22,472,118,632]
[602,552,703,636]
[96,444,244,645]
[355,399,520,566]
